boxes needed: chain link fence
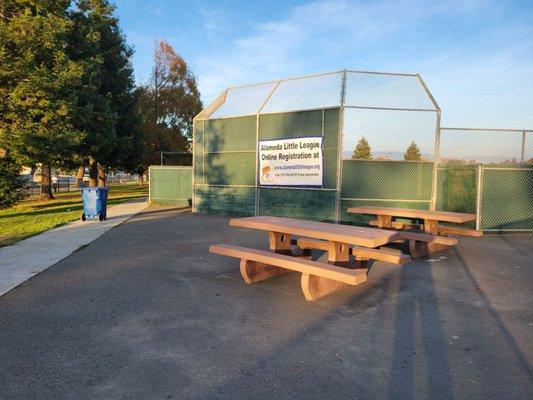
[438,128,532,232]
[340,71,439,223]
[192,70,532,233]
[149,166,192,206]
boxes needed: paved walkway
[0,197,148,296]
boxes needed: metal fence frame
[192,70,532,232]
[439,127,532,232]
[193,69,441,222]
[149,165,193,205]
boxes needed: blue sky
[114,0,533,129]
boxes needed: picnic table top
[229,216,402,248]
[346,206,476,223]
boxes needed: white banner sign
[259,137,323,187]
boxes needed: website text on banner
[259,137,324,187]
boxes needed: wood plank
[296,237,329,251]
[230,216,401,248]
[368,220,483,237]
[209,244,367,285]
[437,225,483,237]
[296,238,412,265]
[347,206,476,223]
[400,231,458,246]
[369,219,419,230]
[352,246,411,265]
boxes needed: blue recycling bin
[80,186,109,221]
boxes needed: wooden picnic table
[346,206,480,258]
[210,216,410,301]
[346,206,479,235]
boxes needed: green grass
[0,183,148,247]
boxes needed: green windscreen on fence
[481,168,533,231]
[204,116,256,186]
[435,165,478,229]
[255,108,339,221]
[194,115,256,215]
[194,109,340,219]
[340,160,433,224]
[195,186,255,216]
[149,166,192,206]
[193,108,532,232]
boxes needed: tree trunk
[97,164,106,187]
[88,156,98,187]
[76,165,85,188]
[138,173,144,185]
[40,163,54,200]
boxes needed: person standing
[52,174,58,193]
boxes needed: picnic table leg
[327,241,350,268]
[406,218,448,258]
[424,218,449,253]
[376,215,392,229]
[301,274,352,301]
[268,231,292,255]
[423,219,439,235]
[408,240,429,258]
[240,259,290,284]
[408,240,449,258]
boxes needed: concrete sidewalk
[0,197,148,297]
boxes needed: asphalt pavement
[0,207,532,399]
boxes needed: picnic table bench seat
[367,219,483,237]
[210,244,367,301]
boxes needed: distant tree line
[350,137,532,165]
[351,137,423,161]
[0,0,201,207]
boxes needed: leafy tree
[404,141,422,161]
[137,40,202,179]
[0,0,85,199]
[351,137,373,160]
[70,0,139,186]
[0,151,27,208]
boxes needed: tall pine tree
[404,141,422,161]
[0,0,85,199]
[70,0,134,186]
[351,137,373,160]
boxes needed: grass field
[0,183,148,247]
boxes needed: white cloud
[195,0,533,129]
[199,8,230,32]
[196,0,486,99]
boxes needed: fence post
[476,164,483,231]
[521,131,526,163]
[255,80,281,217]
[334,69,347,223]
[430,112,441,211]
[148,166,152,204]
[416,73,441,211]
